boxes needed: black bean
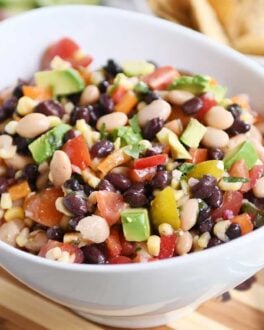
[90,140,114,158]
[226,103,241,119]
[226,223,241,240]
[226,119,250,135]
[46,226,64,242]
[207,237,223,248]
[98,80,109,93]
[145,144,164,157]
[63,194,88,216]
[124,183,147,207]
[64,178,83,192]
[82,244,106,264]
[13,135,29,155]
[68,216,83,230]
[23,164,39,183]
[13,80,25,98]
[144,91,159,104]
[235,276,256,291]
[34,100,65,118]
[197,217,213,234]
[89,104,103,126]
[63,130,79,143]
[99,94,114,114]
[98,179,116,192]
[208,148,224,160]
[83,185,94,196]
[0,97,17,122]
[142,118,164,140]
[70,106,90,125]
[191,175,217,199]
[103,59,122,77]
[182,96,203,115]
[66,92,81,105]
[206,187,223,208]
[105,173,132,192]
[0,177,8,194]
[151,170,171,189]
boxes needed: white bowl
[0,5,264,329]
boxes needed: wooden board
[0,267,263,330]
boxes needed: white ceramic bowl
[0,6,264,329]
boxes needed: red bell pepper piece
[249,165,264,189]
[229,159,250,192]
[143,66,179,90]
[196,93,217,120]
[158,234,176,259]
[112,85,127,104]
[63,135,91,170]
[212,191,243,220]
[109,256,133,264]
[105,226,122,258]
[133,154,168,169]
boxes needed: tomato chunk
[112,85,127,104]
[63,135,91,170]
[96,191,125,226]
[24,187,63,227]
[129,167,157,183]
[109,256,132,264]
[249,165,264,189]
[229,159,250,192]
[189,148,208,164]
[105,226,122,258]
[158,234,176,259]
[133,154,168,169]
[232,213,253,235]
[196,93,217,120]
[143,66,179,90]
[212,191,243,221]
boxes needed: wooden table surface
[0,268,263,330]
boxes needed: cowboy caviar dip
[0,38,263,265]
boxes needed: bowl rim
[0,4,263,273]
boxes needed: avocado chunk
[121,60,155,77]
[157,127,191,159]
[168,75,226,101]
[180,118,207,148]
[29,124,71,164]
[35,69,85,96]
[242,201,264,228]
[224,141,258,170]
[121,208,150,242]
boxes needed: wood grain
[0,268,263,330]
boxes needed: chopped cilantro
[178,163,195,175]
[99,123,108,140]
[123,142,147,159]
[223,177,249,183]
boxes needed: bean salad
[0,38,263,265]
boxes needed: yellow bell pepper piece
[187,160,224,179]
[150,186,180,229]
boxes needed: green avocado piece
[36,0,100,6]
[168,75,226,101]
[35,69,85,96]
[28,124,71,164]
[224,141,258,170]
[121,208,150,242]
[241,201,264,228]
[180,118,207,148]
[121,60,155,77]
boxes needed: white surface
[0,6,264,328]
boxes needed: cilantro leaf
[123,142,147,159]
[223,177,249,183]
[178,163,194,175]
[129,115,142,135]
[99,123,108,140]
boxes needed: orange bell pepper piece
[97,149,131,176]
[231,213,253,235]
[189,148,208,164]
[22,85,52,101]
[115,91,138,114]
[8,181,31,201]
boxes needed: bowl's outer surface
[0,5,264,328]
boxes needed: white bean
[138,99,171,127]
[253,176,264,198]
[96,112,128,132]
[202,127,229,148]
[4,154,32,170]
[0,135,16,159]
[180,198,199,231]
[76,215,110,243]
[25,230,48,253]
[16,113,49,138]
[166,90,194,106]
[249,125,262,143]
[50,150,72,187]
[80,85,100,105]
[0,219,24,246]
[175,231,193,255]
[204,106,234,130]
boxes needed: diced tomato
[249,165,264,189]
[158,234,176,259]
[105,226,122,258]
[133,154,168,169]
[168,105,190,128]
[212,191,243,221]
[109,256,132,264]
[231,213,253,235]
[120,233,136,256]
[96,191,125,226]
[112,85,127,104]
[196,93,217,120]
[143,66,179,90]
[63,135,91,170]
[229,159,250,192]
[71,55,93,68]
[24,187,63,227]
[129,167,157,183]
[188,148,208,164]
[39,240,84,263]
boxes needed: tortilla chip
[189,0,230,45]
[234,34,264,55]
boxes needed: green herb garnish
[178,163,195,176]
[223,177,249,183]
[99,123,108,140]
[123,142,147,159]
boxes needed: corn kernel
[147,235,161,257]
[46,247,62,260]
[90,70,104,85]
[16,227,29,247]
[137,101,146,111]
[50,56,71,70]
[174,190,184,201]
[76,119,89,134]
[198,232,211,249]
[213,220,231,242]
[4,206,24,222]
[82,168,100,188]
[158,223,174,236]
[63,232,81,244]
[4,120,18,135]
[114,137,121,150]
[55,197,73,216]
[218,178,242,191]
[48,116,62,127]
[1,193,12,210]
[64,102,75,114]
[17,96,38,116]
